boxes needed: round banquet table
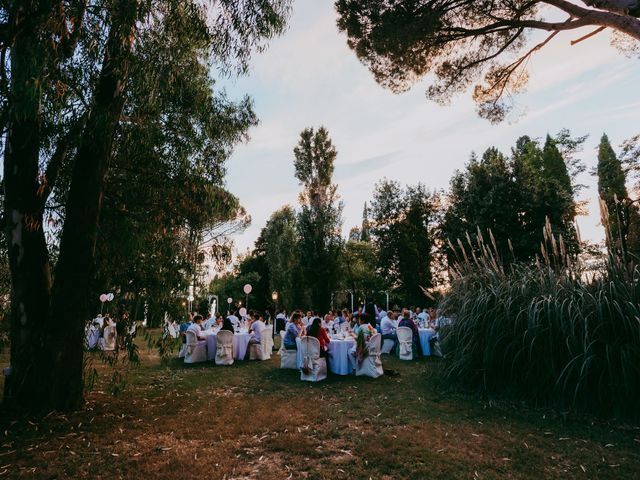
[328,337,356,375]
[204,330,218,361]
[419,328,436,356]
[203,329,253,361]
[233,332,253,360]
[295,336,356,375]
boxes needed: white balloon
[239,307,247,317]
[99,294,107,302]
[243,284,252,295]
[227,297,233,304]
[107,293,114,301]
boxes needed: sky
[221,0,640,257]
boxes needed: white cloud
[222,0,640,255]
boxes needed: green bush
[440,227,640,419]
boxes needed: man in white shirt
[186,315,206,341]
[303,311,313,327]
[380,311,398,355]
[249,314,266,344]
[417,308,428,324]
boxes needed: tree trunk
[2,3,54,412]
[45,0,138,411]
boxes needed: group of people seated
[281,304,443,340]
[278,304,447,364]
[167,303,449,364]
[175,310,269,357]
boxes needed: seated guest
[187,315,207,340]
[283,312,304,350]
[179,314,193,343]
[249,313,266,344]
[214,313,224,328]
[203,312,216,330]
[303,311,313,327]
[221,317,235,333]
[321,313,334,332]
[352,315,376,340]
[380,311,398,354]
[428,307,437,328]
[349,306,376,370]
[349,310,360,330]
[307,317,330,358]
[227,312,240,327]
[398,310,422,357]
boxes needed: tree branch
[581,0,639,15]
[544,0,640,39]
[571,25,607,43]
[39,113,88,208]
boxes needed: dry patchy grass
[0,330,638,479]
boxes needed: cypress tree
[361,202,371,242]
[597,134,640,258]
[540,135,578,253]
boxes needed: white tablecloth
[295,336,356,375]
[203,329,253,361]
[233,332,253,360]
[419,328,436,356]
[328,337,356,375]
[204,330,218,361]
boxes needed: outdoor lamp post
[380,290,389,311]
[271,291,278,342]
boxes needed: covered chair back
[299,336,327,382]
[356,333,384,378]
[215,330,234,365]
[184,330,207,364]
[396,327,413,361]
[278,330,286,354]
[100,325,117,351]
[249,327,272,361]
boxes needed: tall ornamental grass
[440,223,640,419]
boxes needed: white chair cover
[99,325,117,351]
[184,330,207,364]
[397,327,413,361]
[381,338,395,354]
[356,333,384,378]
[299,336,327,382]
[85,324,99,349]
[278,330,286,354]
[280,346,298,369]
[249,327,272,361]
[168,323,178,338]
[215,330,234,365]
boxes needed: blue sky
[221,0,640,255]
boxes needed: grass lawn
[0,330,639,479]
